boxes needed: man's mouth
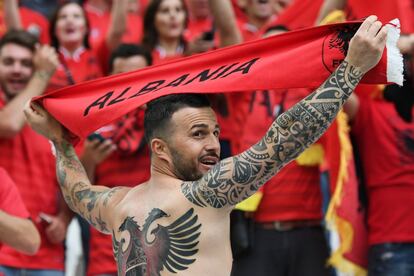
[7,79,26,87]
[199,155,219,168]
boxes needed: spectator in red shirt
[1,0,50,44]
[231,88,330,276]
[0,30,71,276]
[0,167,40,255]
[184,0,214,42]
[47,2,104,90]
[47,1,130,88]
[142,0,189,64]
[344,42,414,275]
[142,0,240,65]
[80,43,152,276]
[236,0,278,41]
[85,0,144,51]
[231,25,330,276]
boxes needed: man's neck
[59,45,85,61]
[157,38,183,57]
[247,15,271,30]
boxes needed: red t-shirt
[87,109,150,275]
[151,47,184,66]
[48,47,103,91]
[237,17,276,42]
[184,17,213,42]
[0,97,64,270]
[237,20,261,42]
[85,3,143,50]
[20,7,50,45]
[0,167,30,250]
[238,89,323,222]
[352,97,414,245]
[0,7,49,45]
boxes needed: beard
[170,147,204,182]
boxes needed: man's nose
[205,134,220,153]
[11,62,23,74]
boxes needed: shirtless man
[24,16,386,276]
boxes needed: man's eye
[214,131,220,137]
[2,58,13,65]
[193,131,203,137]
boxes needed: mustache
[199,151,220,160]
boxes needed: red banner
[35,21,401,140]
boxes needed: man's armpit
[73,186,125,233]
[180,156,263,209]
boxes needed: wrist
[34,70,53,81]
[51,136,72,153]
[342,58,365,75]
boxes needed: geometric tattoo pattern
[181,61,363,209]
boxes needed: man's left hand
[23,101,66,142]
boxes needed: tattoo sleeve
[182,60,363,209]
[53,139,123,233]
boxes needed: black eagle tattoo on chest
[113,208,201,276]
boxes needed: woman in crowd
[142,0,189,64]
[48,1,128,89]
[47,2,102,90]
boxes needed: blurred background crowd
[0,0,413,275]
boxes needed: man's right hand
[23,101,66,142]
[345,15,388,74]
[33,45,59,79]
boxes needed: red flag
[34,20,402,140]
[324,114,368,275]
[346,0,414,33]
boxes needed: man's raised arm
[23,103,128,234]
[182,15,387,210]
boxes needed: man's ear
[150,138,172,163]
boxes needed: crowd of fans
[0,0,413,275]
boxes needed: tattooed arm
[24,105,128,234]
[182,15,388,210]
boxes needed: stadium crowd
[0,0,413,275]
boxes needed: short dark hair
[49,1,90,50]
[264,25,289,36]
[0,30,38,53]
[144,94,211,145]
[109,44,153,73]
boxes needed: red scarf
[35,20,402,140]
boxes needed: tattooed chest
[113,208,202,276]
